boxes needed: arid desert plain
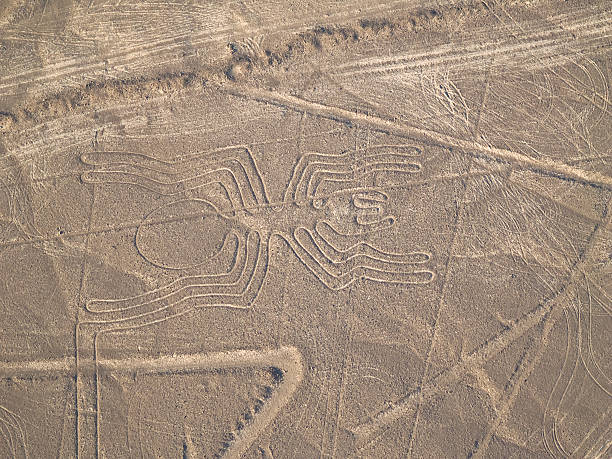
[0,0,611,457]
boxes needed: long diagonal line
[0,166,605,251]
[0,170,496,249]
[224,86,612,190]
[350,193,612,450]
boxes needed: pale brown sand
[0,0,610,457]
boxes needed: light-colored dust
[0,0,610,457]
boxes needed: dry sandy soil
[0,0,611,457]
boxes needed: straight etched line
[226,86,612,190]
[0,170,496,250]
[351,193,612,445]
[407,128,475,455]
[75,132,99,459]
[0,358,74,376]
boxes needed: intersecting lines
[63,346,303,459]
[79,229,268,331]
[283,145,422,205]
[282,220,433,291]
[80,146,269,212]
[0,405,28,459]
[231,86,612,190]
[458,173,592,274]
[0,155,43,242]
[415,70,472,137]
[575,286,612,398]
[543,283,612,458]
[480,58,610,163]
[343,176,608,456]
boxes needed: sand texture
[0,0,611,457]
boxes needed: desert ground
[0,0,610,457]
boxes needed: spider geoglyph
[77,142,436,328]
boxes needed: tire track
[333,9,611,77]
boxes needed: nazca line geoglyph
[0,348,303,459]
[78,143,436,327]
[68,141,436,457]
